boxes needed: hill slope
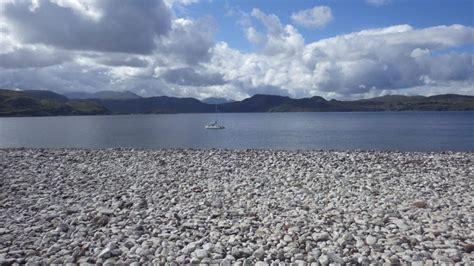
[64,90,142,100]
[201,97,234,104]
[1,89,473,116]
[0,89,109,116]
[97,96,212,114]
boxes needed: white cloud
[164,0,200,8]
[244,8,305,56]
[0,2,472,100]
[366,0,392,6]
[291,6,334,29]
[210,14,474,99]
[366,0,391,7]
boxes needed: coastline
[1,149,472,264]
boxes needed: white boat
[205,104,225,129]
[205,121,225,129]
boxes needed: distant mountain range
[201,97,234,104]
[0,88,473,116]
[64,90,142,100]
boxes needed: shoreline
[2,148,473,153]
[1,149,472,264]
[1,109,473,118]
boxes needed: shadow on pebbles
[0,148,472,265]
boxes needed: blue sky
[0,0,473,100]
[178,0,474,53]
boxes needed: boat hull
[205,125,225,129]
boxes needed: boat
[205,104,225,129]
[205,121,225,129]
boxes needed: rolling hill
[0,89,109,116]
[0,89,473,116]
[64,90,142,100]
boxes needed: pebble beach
[0,148,473,265]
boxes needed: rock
[195,249,208,259]
[0,149,471,266]
[46,244,61,255]
[176,255,186,264]
[231,247,243,258]
[56,222,69,232]
[319,254,329,265]
[98,247,112,259]
[182,242,197,254]
[326,251,344,264]
[220,259,232,266]
[412,201,428,208]
[312,232,329,242]
[253,248,265,260]
[393,219,410,231]
[92,215,110,227]
[444,248,461,262]
[202,243,214,251]
[294,253,305,260]
[463,243,474,253]
[365,236,377,246]
[103,258,117,265]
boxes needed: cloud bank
[0,0,472,100]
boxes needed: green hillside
[0,89,109,116]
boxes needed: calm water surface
[0,112,472,151]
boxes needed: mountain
[201,97,234,104]
[23,90,69,102]
[97,93,474,114]
[219,94,332,112]
[0,89,109,116]
[64,90,142,100]
[346,94,474,111]
[96,96,212,114]
[1,89,473,117]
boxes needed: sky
[0,0,473,100]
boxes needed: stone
[0,149,471,266]
[220,259,232,266]
[412,201,428,208]
[319,254,329,265]
[176,255,186,264]
[294,253,304,260]
[98,247,112,259]
[56,222,69,232]
[47,244,61,255]
[312,232,329,242]
[182,242,197,254]
[253,248,265,260]
[365,236,377,246]
[202,243,214,251]
[231,247,243,258]
[195,249,208,259]
[326,251,344,264]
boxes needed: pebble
[319,254,329,265]
[365,235,377,246]
[195,249,208,259]
[0,148,471,265]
